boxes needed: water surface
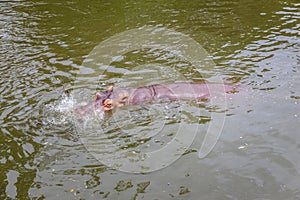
[1,0,300,199]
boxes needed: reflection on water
[1,0,300,199]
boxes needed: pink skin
[74,82,238,117]
[94,82,238,112]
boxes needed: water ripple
[1,1,300,199]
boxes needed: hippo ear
[107,85,113,92]
[95,92,101,101]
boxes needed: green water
[1,0,300,199]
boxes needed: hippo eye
[121,97,127,101]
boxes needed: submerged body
[74,82,238,116]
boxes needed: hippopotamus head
[94,86,129,112]
[94,85,114,111]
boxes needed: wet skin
[74,82,238,116]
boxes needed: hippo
[74,82,238,117]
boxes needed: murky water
[1,0,299,199]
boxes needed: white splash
[44,94,76,125]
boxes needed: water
[1,0,299,199]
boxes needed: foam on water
[43,94,76,125]
[42,88,110,130]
